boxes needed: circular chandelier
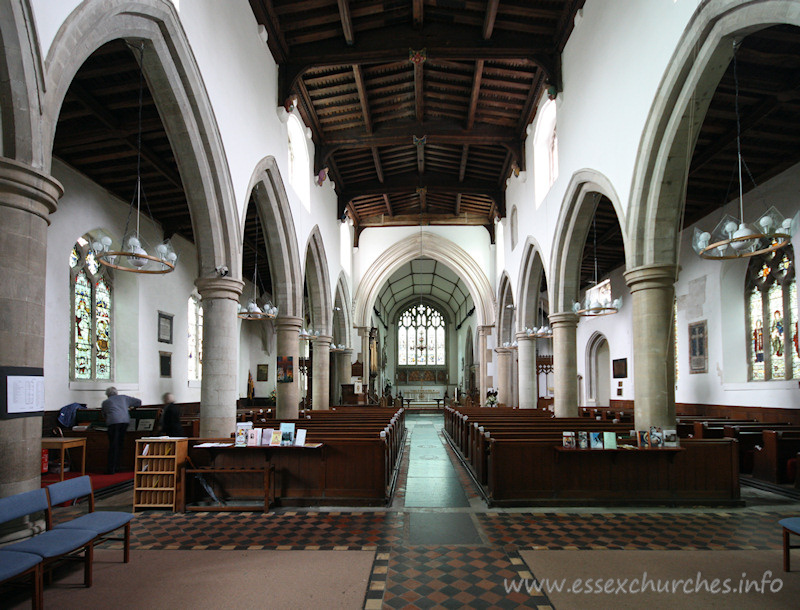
[691,40,793,261]
[93,43,178,275]
[572,206,621,317]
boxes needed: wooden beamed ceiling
[252,0,584,237]
[50,16,800,293]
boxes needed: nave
[9,413,800,609]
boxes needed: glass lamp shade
[93,231,177,273]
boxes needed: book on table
[294,429,307,446]
[602,431,617,449]
[577,431,589,449]
[590,432,604,449]
[235,422,253,447]
[663,429,678,447]
[269,429,282,446]
[261,428,273,446]
[562,431,576,448]
[649,426,664,448]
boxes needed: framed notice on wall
[689,320,708,374]
[257,364,268,382]
[158,311,173,344]
[0,366,45,419]
[612,358,627,379]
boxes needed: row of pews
[184,406,405,508]
[686,417,800,485]
[444,406,741,506]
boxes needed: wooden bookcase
[133,438,188,512]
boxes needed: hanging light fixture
[692,40,794,260]
[238,211,278,320]
[572,200,622,317]
[92,43,178,274]
[527,305,553,339]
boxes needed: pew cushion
[7,528,97,559]
[0,550,41,582]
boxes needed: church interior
[2,0,800,607]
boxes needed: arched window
[533,98,558,208]
[397,303,446,366]
[510,206,519,250]
[287,113,310,210]
[746,247,798,381]
[187,294,203,381]
[70,235,112,380]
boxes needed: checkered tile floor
[79,413,800,609]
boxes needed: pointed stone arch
[497,272,515,344]
[550,169,626,313]
[517,236,546,333]
[333,272,352,347]
[353,232,494,329]
[0,0,44,165]
[42,0,239,277]
[303,225,332,335]
[585,331,610,406]
[627,0,800,269]
[247,157,303,318]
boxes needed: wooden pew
[752,430,800,484]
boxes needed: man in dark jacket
[101,387,141,474]
[160,392,184,437]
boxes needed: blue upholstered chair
[779,517,800,572]
[0,488,96,588]
[0,549,43,609]
[47,475,134,563]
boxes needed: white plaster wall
[574,266,634,405]
[45,159,201,410]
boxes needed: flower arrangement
[485,388,498,407]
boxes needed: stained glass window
[188,295,203,381]
[70,236,112,381]
[746,246,797,381]
[397,303,446,366]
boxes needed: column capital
[515,332,533,343]
[477,325,494,337]
[623,264,677,293]
[494,346,513,354]
[549,311,579,328]
[339,347,354,355]
[275,315,303,331]
[313,334,333,346]
[0,157,62,223]
[195,276,244,301]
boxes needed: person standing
[159,392,183,437]
[101,387,141,474]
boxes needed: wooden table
[434,398,443,410]
[42,438,86,481]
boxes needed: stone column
[477,325,492,404]
[312,334,332,410]
[337,348,353,402]
[0,158,61,500]
[195,276,244,438]
[624,264,677,430]
[495,347,512,406]
[357,326,369,384]
[550,312,579,417]
[275,316,302,419]
[516,333,537,409]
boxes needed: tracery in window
[397,303,446,366]
[70,236,112,381]
[746,247,797,381]
[188,294,203,381]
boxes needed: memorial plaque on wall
[352,360,363,377]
